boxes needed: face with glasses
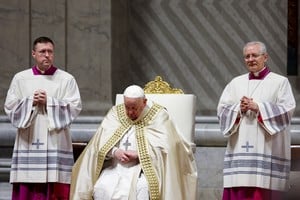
[32,42,54,72]
[243,44,268,73]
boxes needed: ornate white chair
[115,76,196,151]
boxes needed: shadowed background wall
[1,0,299,116]
[1,1,300,199]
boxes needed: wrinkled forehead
[243,44,261,54]
[124,97,144,106]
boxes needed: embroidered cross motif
[123,138,131,151]
[32,139,44,149]
[241,141,254,152]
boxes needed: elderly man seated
[70,85,197,200]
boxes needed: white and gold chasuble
[70,102,197,200]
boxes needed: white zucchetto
[123,85,145,98]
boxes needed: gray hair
[243,41,267,54]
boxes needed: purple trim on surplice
[32,65,57,75]
[248,66,270,80]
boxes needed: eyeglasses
[244,53,264,60]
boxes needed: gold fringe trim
[95,103,163,200]
[95,108,131,178]
[134,104,162,200]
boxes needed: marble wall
[1,0,299,116]
[0,0,112,115]
[1,1,300,199]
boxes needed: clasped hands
[240,96,259,114]
[114,148,139,164]
[33,89,47,106]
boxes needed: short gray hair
[243,41,267,54]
